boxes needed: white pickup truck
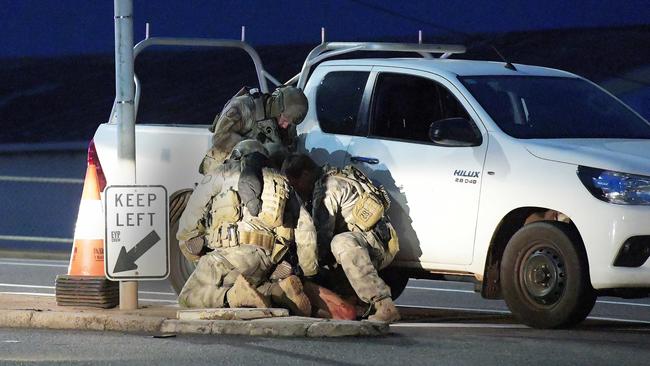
[92,38,650,328]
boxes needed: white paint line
[0,235,72,244]
[0,291,53,297]
[406,286,474,294]
[596,300,650,308]
[2,258,69,264]
[140,290,176,296]
[397,304,511,314]
[0,291,177,303]
[391,322,527,329]
[0,261,68,268]
[406,287,650,308]
[0,175,83,184]
[0,283,54,290]
[588,316,650,325]
[0,284,176,297]
[3,340,21,343]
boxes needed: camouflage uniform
[200,86,306,174]
[177,160,318,308]
[312,166,398,304]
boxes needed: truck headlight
[578,166,650,205]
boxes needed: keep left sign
[104,185,169,280]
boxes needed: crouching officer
[282,154,401,323]
[200,85,309,174]
[177,140,318,316]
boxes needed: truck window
[316,71,369,135]
[460,75,650,139]
[370,73,469,143]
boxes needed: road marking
[0,291,177,303]
[392,323,527,329]
[0,283,53,290]
[398,304,510,314]
[0,284,176,297]
[0,235,72,244]
[0,261,68,268]
[588,316,650,325]
[597,300,650,308]
[0,175,83,184]
[406,286,474,294]
[406,286,650,308]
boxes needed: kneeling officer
[177,140,318,315]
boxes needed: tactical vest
[206,166,292,262]
[319,165,391,232]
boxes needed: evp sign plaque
[104,185,169,280]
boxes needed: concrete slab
[177,307,289,321]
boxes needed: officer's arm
[294,197,319,277]
[312,177,342,249]
[176,172,224,241]
[211,105,242,136]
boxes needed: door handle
[351,156,379,165]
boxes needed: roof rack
[292,42,467,89]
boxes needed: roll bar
[109,37,279,123]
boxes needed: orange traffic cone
[55,151,118,308]
[67,162,106,276]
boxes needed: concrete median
[0,294,389,337]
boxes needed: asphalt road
[2,257,650,365]
[0,150,85,253]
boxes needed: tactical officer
[199,85,309,174]
[177,140,317,316]
[282,154,401,323]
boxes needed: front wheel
[168,189,196,295]
[500,221,596,329]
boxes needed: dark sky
[3,0,650,58]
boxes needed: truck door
[300,66,372,167]
[345,68,488,266]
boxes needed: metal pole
[114,0,138,310]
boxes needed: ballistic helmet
[268,86,308,125]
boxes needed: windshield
[460,76,650,139]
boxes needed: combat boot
[267,275,312,316]
[227,274,271,308]
[368,298,400,323]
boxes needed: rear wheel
[500,221,596,329]
[168,189,196,295]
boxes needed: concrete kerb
[0,295,389,337]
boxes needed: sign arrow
[113,230,161,273]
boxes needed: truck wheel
[379,267,409,300]
[168,189,195,295]
[500,221,595,329]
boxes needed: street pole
[114,0,138,310]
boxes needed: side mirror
[429,118,482,147]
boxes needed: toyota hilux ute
[92,38,650,328]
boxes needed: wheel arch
[480,206,587,299]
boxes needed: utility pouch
[352,192,384,231]
[210,188,241,228]
[386,223,400,259]
[270,242,289,264]
[259,169,289,228]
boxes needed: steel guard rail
[108,37,273,124]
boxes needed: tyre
[168,189,196,295]
[379,266,409,300]
[500,221,596,329]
